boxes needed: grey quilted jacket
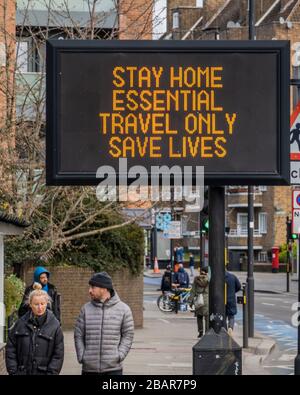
[74,291,134,373]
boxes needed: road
[144,272,299,375]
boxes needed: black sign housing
[46,40,290,185]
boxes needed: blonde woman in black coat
[6,283,64,375]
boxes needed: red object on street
[272,246,279,273]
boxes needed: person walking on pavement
[74,272,134,375]
[18,266,61,322]
[189,267,209,338]
[225,270,241,335]
[173,263,190,289]
[161,264,173,293]
[6,283,64,375]
[176,246,184,264]
[189,253,195,277]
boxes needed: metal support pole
[200,213,203,269]
[243,283,249,349]
[249,0,255,40]
[287,247,290,293]
[295,243,300,374]
[171,186,175,271]
[209,186,225,333]
[247,0,255,339]
[247,187,255,338]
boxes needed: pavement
[61,269,276,375]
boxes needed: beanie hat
[89,272,113,290]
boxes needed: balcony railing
[229,229,262,237]
[227,186,266,194]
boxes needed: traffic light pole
[200,212,203,269]
[295,241,300,374]
[209,186,225,333]
[286,217,292,293]
[247,187,255,338]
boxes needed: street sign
[290,102,300,184]
[291,161,300,184]
[291,102,300,161]
[155,212,172,231]
[163,221,181,239]
[293,190,300,209]
[292,209,300,234]
[47,40,290,186]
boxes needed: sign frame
[46,40,290,186]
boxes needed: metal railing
[229,229,262,237]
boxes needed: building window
[16,41,29,72]
[173,11,179,29]
[259,213,267,234]
[196,0,203,7]
[259,186,267,192]
[237,213,248,235]
[258,251,268,262]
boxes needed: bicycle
[157,288,195,314]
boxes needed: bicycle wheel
[157,294,174,312]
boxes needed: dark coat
[190,274,209,316]
[225,271,241,316]
[161,271,173,292]
[173,269,190,288]
[5,311,64,375]
[189,256,195,267]
[18,283,61,322]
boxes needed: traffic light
[201,217,209,233]
[286,218,292,243]
[201,187,209,233]
[286,218,298,242]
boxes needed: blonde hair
[27,283,52,306]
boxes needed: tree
[0,0,161,272]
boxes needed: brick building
[163,0,296,268]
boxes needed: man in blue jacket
[225,270,241,335]
[18,266,61,321]
[173,264,190,288]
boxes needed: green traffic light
[292,234,298,240]
[202,219,209,231]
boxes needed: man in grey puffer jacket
[74,272,134,375]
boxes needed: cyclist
[173,263,190,289]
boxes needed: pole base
[193,328,242,375]
[295,355,300,375]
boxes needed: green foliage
[53,223,145,275]
[279,243,297,263]
[4,274,25,316]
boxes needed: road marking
[285,347,298,352]
[262,303,275,306]
[278,354,296,362]
[159,319,170,324]
[264,365,294,370]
